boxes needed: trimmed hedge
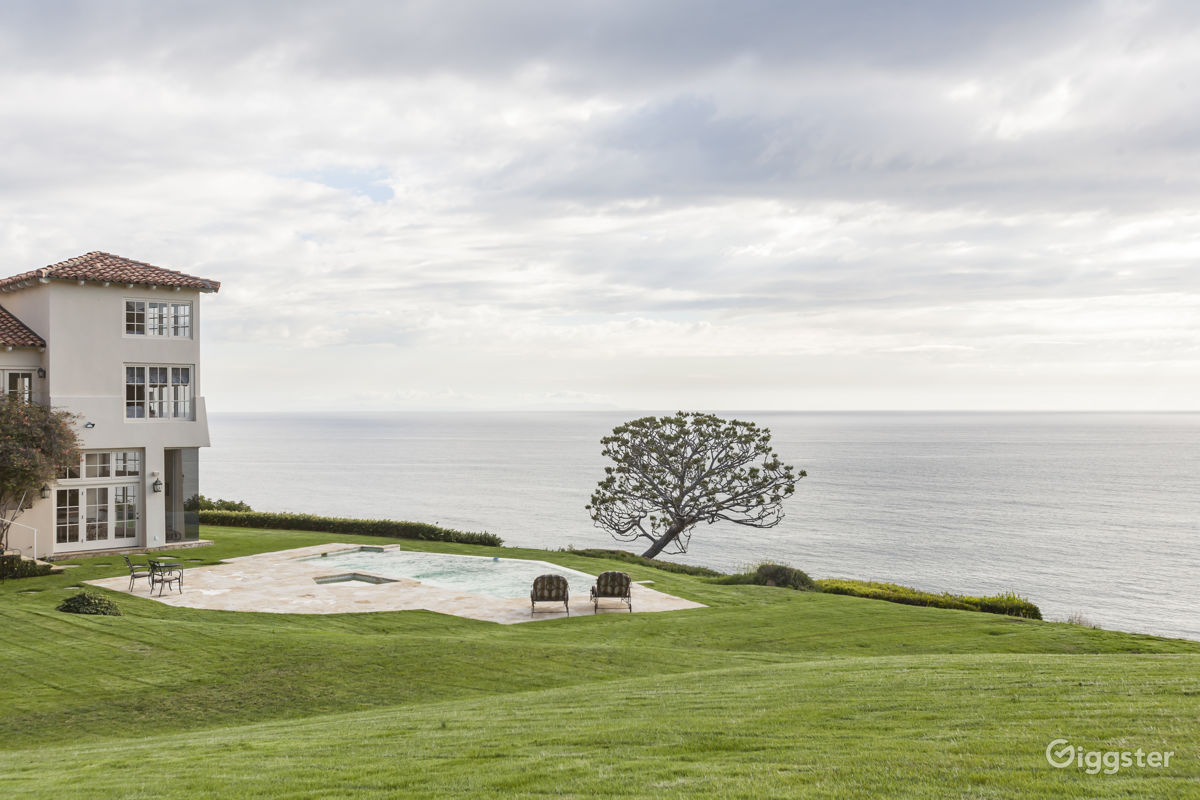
[718,563,818,591]
[58,590,122,616]
[198,510,502,547]
[817,579,1042,620]
[567,548,725,577]
[0,554,53,580]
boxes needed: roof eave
[6,276,220,293]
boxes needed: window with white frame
[85,452,111,478]
[125,300,192,338]
[126,365,193,419]
[85,488,109,541]
[171,304,191,337]
[60,450,141,481]
[55,483,139,545]
[56,488,79,544]
[113,450,142,476]
[113,486,138,539]
[55,451,141,546]
[2,370,34,403]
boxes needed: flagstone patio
[86,543,705,624]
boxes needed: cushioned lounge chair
[590,571,632,613]
[530,574,569,616]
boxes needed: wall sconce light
[40,484,50,499]
[84,422,96,429]
[36,368,46,379]
[152,478,164,493]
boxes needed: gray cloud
[0,0,1197,409]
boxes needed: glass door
[55,484,139,552]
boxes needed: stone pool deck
[86,543,706,624]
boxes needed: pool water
[302,548,596,599]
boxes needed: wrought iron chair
[530,574,570,616]
[122,554,152,592]
[590,571,632,613]
[148,559,183,596]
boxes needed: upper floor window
[2,370,34,403]
[125,300,192,338]
[125,364,193,420]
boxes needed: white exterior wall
[2,280,213,558]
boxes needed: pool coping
[85,543,707,623]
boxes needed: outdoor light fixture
[152,478,163,493]
[84,421,96,429]
[40,484,50,499]
[36,368,45,379]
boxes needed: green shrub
[754,563,817,590]
[198,510,502,547]
[816,579,1041,620]
[0,554,53,580]
[717,563,818,591]
[57,590,121,616]
[567,548,725,576]
[975,591,1044,619]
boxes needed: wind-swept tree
[587,412,805,559]
[0,398,79,553]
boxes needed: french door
[55,485,139,551]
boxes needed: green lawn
[2,526,1197,798]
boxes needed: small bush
[568,548,724,577]
[57,590,121,616]
[0,554,53,580]
[717,563,817,591]
[816,579,1041,620]
[975,591,1043,619]
[198,510,502,547]
[754,563,817,590]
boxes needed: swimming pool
[301,547,597,599]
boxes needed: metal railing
[0,519,39,559]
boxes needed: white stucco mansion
[0,252,220,559]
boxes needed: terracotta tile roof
[0,252,221,293]
[0,304,45,348]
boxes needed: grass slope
[2,526,1197,798]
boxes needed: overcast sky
[2,0,1197,411]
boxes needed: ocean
[201,411,1200,641]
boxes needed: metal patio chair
[590,571,632,613]
[122,554,152,592]
[148,559,183,596]
[530,574,570,616]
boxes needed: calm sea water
[202,411,1200,641]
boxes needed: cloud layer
[1,0,1197,409]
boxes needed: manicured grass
[2,526,1197,798]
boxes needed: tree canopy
[0,398,79,552]
[586,412,804,559]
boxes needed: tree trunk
[640,521,688,559]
